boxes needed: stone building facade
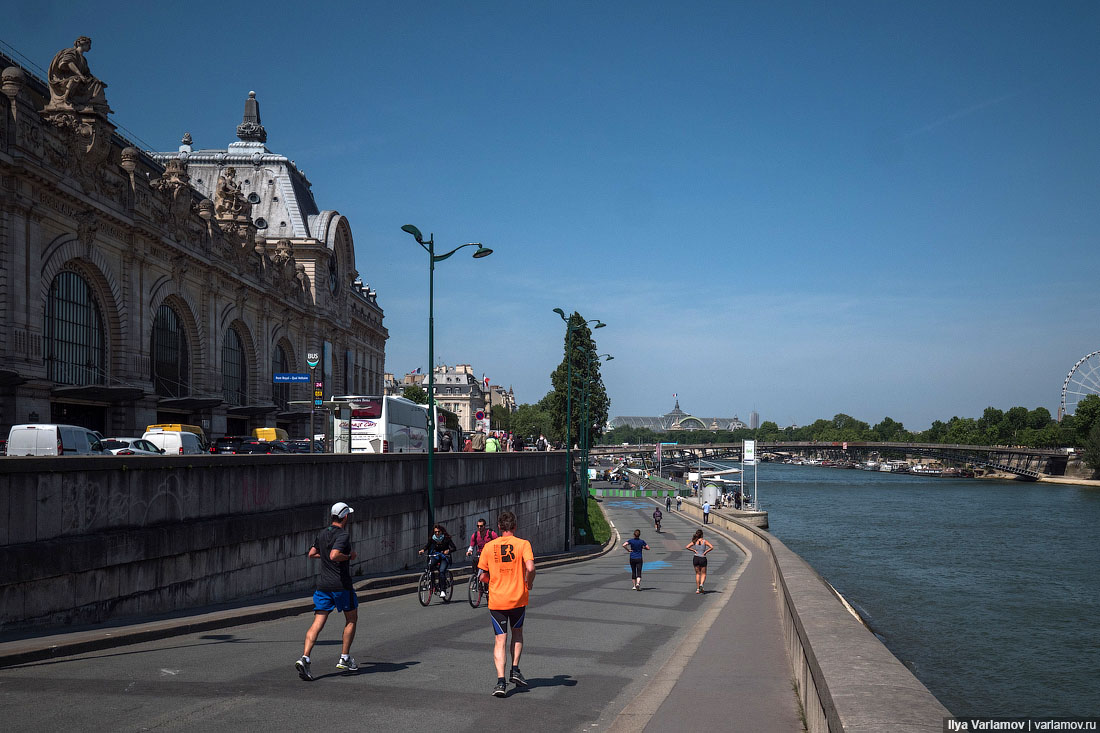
[383,364,514,432]
[0,40,386,439]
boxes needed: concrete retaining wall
[0,452,567,632]
[678,500,950,733]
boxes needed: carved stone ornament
[268,238,304,298]
[214,166,252,220]
[150,157,194,241]
[76,209,98,255]
[236,91,267,143]
[2,66,26,120]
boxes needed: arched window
[45,271,105,385]
[272,343,290,409]
[151,305,189,397]
[223,328,248,406]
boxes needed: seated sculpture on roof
[45,36,112,115]
[214,167,252,220]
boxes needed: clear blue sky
[6,1,1099,429]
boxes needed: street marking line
[606,499,754,733]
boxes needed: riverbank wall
[676,499,950,732]
[0,452,567,633]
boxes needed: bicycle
[417,553,454,606]
[467,555,489,608]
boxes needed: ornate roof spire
[236,91,267,143]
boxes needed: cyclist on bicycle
[466,518,499,569]
[418,524,457,599]
[653,506,663,533]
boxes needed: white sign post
[743,439,758,510]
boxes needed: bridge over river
[590,441,1071,479]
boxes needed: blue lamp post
[581,353,613,498]
[403,224,492,527]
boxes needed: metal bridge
[589,441,1071,480]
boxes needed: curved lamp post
[403,224,492,527]
[581,353,613,498]
[553,308,604,549]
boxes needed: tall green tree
[548,313,609,447]
[1082,421,1100,477]
[490,404,512,431]
[511,401,553,442]
[402,384,427,404]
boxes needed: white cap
[330,501,354,519]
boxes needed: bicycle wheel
[442,570,455,603]
[468,572,484,608]
[417,570,432,606]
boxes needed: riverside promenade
[0,486,948,731]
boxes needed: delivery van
[252,427,288,442]
[143,424,207,455]
[5,424,106,456]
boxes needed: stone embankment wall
[679,500,950,733]
[0,452,566,632]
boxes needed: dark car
[210,436,248,454]
[287,440,319,453]
[235,439,273,454]
[268,440,290,453]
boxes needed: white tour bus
[331,395,428,453]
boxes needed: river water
[726,461,1100,717]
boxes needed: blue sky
[6,1,1099,429]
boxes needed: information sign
[273,373,310,383]
[306,352,320,368]
[314,389,323,397]
[743,439,756,464]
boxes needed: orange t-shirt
[478,534,534,610]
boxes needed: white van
[142,425,206,455]
[5,424,106,456]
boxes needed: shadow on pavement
[512,673,577,692]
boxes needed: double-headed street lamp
[553,308,604,549]
[581,353,613,498]
[403,224,492,527]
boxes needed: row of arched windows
[45,270,295,408]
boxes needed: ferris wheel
[1059,350,1100,420]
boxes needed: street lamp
[582,354,613,499]
[403,224,492,527]
[553,309,604,550]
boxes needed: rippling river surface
[729,462,1100,717]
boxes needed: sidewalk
[609,495,804,733]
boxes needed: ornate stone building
[609,400,748,433]
[0,40,386,439]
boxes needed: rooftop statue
[45,36,112,116]
[214,167,252,220]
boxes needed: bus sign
[306,352,320,368]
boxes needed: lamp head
[593,321,606,329]
[401,224,424,244]
[471,244,493,258]
[605,355,615,361]
[553,308,566,319]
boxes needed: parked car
[210,436,248,454]
[236,439,276,454]
[5,424,106,456]
[0,438,6,455]
[287,439,318,453]
[143,424,206,455]
[101,437,165,456]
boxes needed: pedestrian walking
[665,495,672,512]
[295,501,359,681]
[676,495,682,511]
[622,529,650,591]
[472,428,487,452]
[685,529,714,594]
[485,432,501,452]
[702,500,711,525]
[440,431,453,452]
[478,510,536,697]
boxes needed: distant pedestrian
[463,436,474,452]
[676,495,682,511]
[665,495,672,512]
[472,429,487,452]
[296,501,359,681]
[486,433,501,453]
[702,501,711,525]
[622,529,650,591]
[685,529,714,594]
[536,434,549,451]
[440,431,453,452]
[478,510,536,697]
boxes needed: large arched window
[223,328,248,406]
[151,304,190,397]
[45,270,105,385]
[272,343,290,409]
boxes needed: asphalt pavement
[0,498,801,732]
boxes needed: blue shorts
[313,590,359,612]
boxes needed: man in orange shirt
[478,510,536,697]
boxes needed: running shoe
[440,590,447,599]
[295,656,312,681]
[336,656,359,671]
[492,680,508,697]
[510,668,528,687]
